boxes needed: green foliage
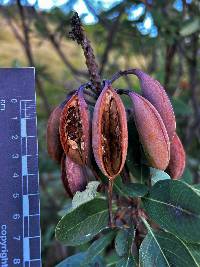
[140,219,200,267]
[81,231,115,266]
[114,176,148,198]
[55,198,110,246]
[56,252,105,267]
[115,229,130,257]
[180,18,200,36]
[142,180,200,243]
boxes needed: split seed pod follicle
[46,69,185,218]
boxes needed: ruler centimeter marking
[20,100,41,267]
[0,68,41,267]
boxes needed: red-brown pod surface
[92,83,128,179]
[133,69,176,141]
[129,92,170,170]
[167,133,186,179]
[59,89,90,165]
[61,154,87,196]
[46,106,63,163]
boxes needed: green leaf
[126,117,150,183]
[81,231,115,266]
[172,98,192,116]
[115,229,129,257]
[56,252,105,267]
[55,198,109,246]
[142,180,200,243]
[187,243,200,264]
[150,168,171,186]
[140,219,200,267]
[180,18,200,36]
[181,167,194,184]
[105,252,121,267]
[114,176,148,198]
[116,254,136,267]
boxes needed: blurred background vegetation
[0,0,199,266]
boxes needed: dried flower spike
[59,88,91,165]
[167,133,186,179]
[129,92,170,170]
[133,69,176,141]
[61,154,87,196]
[46,105,63,163]
[92,82,128,179]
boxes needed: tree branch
[32,8,88,79]
[16,0,51,115]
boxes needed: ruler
[0,68,41,267]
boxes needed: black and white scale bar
[0,68,41,267]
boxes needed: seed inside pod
[61,154,87,196]
[46,105,63,163]
[59,89,90,165]
[129,92,170,170]
[92,83,128,179]
[133,69,176,141]
[167,133,186,179]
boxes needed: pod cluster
[46,69,186,196]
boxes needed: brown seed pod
[92,82,128,179]
[133,69,176,141]
[129,92,170,170]
[59,88,91,165]
[61,154,87,196]
[46,105,63,163]
[167,133,186,179]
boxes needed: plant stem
[69,12,101,93]
[109,69,138,84]
[108,179,114,228]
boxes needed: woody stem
[69,12,102,93]
[108,179,114,228]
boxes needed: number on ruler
[13,259,21,265]
[13,193,20,198]
[12,134,19,140]
[10,99,18,103]
[13,236,21,241]
[13,173,19,178]
[12,154,19,159]
[13,214,20,220]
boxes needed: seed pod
[167,133,186,179]
[46,105,63,163]
[129,92,170,170]
[61,154,87,196]
[133,69,176,141]
[92,83,128,179]
[59,89,90,165]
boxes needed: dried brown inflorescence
[59,89,91,166]
[92,83,128,179]
[46,105,63,163]
[167,133,186,179]
[61,154,87,196]
[133,69,176,142]
[129,92,170,170]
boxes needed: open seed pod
[46,105,63,163]
[59,88,91,165]
[61,154,87,196]
[92,82,128,179]
[167,133,186,179]
[129,92,170,170]
[133,69,176,141]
